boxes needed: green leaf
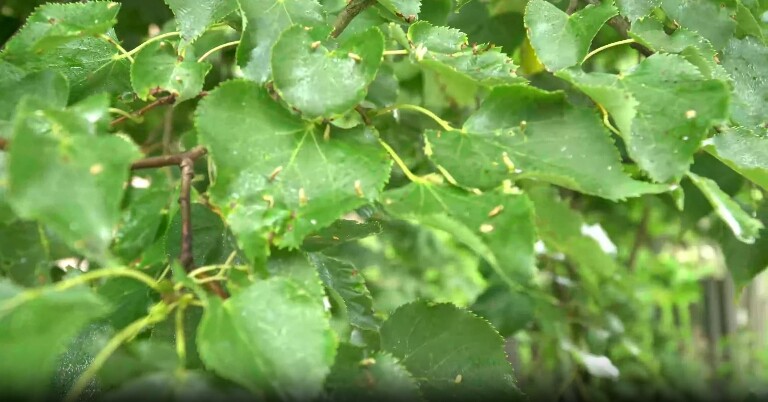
[0,1,120,53]
[734,2,765,41]
[449,9,526,56]
[99,370,252,401]
[628,18,727,80]
[722,37,768,127]
[454,0,474,11]
[526,184,621,294]
[326,343,422,402]
[471,284,534,337]
[435,85,670,200]
[130,41,211,102]
[53,323,112,400]
[113,187,171,262]
[380,300,522,401]
[272,26,384,118]
[98,340,179,389]
[0,70,68,137]
[0,221,50,287]
[166,203,245,267]
[384,183,536,285]
[266,249,325,297]
[164,0,237,42]
[687,172,764,244]
[407,21,467,54]
[196,277,336,400]
[3,35,132,103]
[557,54,731,182]
[705,127,768,191]
[524,0,617,71]
[97,277,153,330]
[236,0,324,83]
[365,63,399,107]
[378,0,421,19]
[405,22,522,89]
[0,284,110,399]
[661,0,736,49]
[152,307,204,370]
[616,0,660,21]
[719,204,768,287]
[194,80,391,262]
[309,253,379,331]
[302,219,382,252]
[7,95,141,262]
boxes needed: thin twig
[179,158,195,271]
[110,94,177,127]
[331,0,377,38]
[197,40,240,63]
[130,146,207,170]
[627,204,651,271]
[355,105,372,125]
[63,302,172,402]
[112,31,181,61]
[584,0,653,57]
[566,0,579,14]
[583,38,636,63]
[134,145,228,300]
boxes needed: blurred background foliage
[1,0,768,401]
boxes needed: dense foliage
[0,0,767,401]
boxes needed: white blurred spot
[55,258,89,271]
[130,176,151,189]
[579,352,620,380]
[580,223,617,255]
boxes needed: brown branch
[566,0,579,14]
[627,204,651,271]
[331,0,377,38]
[177,157,230,299]
[110,94,177,127]
[179,158,195,271]
[354,105,372,125]
[0,137,7,151]
[130,146,207,170]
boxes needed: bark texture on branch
[131,146,208,170]
[110,94,177,127]
[331,0,377,38]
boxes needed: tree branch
[179,158,195,271]
[176,154,229,300]
[0,137,6,151]
[566,0,579,14]
[627,204,651,271]
[130,146,208,170]
[110,94,177,127]
[331,0,377,38]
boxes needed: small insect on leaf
[502,152,515,171]
[268,166,283,182]
[299,187,308,206]
[488,205,504,217]
[262,195,275,208]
